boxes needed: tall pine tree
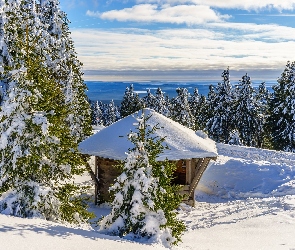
[0,0,93,222]
[38,0,92,143]
[267,61,295,151]
[233,73,263,147]
[206,68,234,143]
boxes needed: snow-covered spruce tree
[205,84,217,131]
[91,100,104,126]
[104,100,120,126]
[169,88,195,129]
[120,84,142,118]
[142,89,156,110]
[232,73,263,147]
[37,0,92,143]
[206,68,235,143]
[256,82,272,148]
[99,114,185,246]
[189,88,202,130]
[197,95,208,130]
[154,87,169,116]
[267,61,295,152]
[0,0,93,222]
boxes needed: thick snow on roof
[79,108,217,160]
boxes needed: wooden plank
[195,158,205,173]
[95,156,98,205]
[190,159,196,183]
[189,158,211,196]
[185,159,192,185]
[179,158,214,207]
[180,158,212,207]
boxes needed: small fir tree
[205,84,217,130]
[169,88,195,129]
[142,89,156,110]
[91,101,104,126]
[196,95,208,130]
[189,88,204,130]
[154,87,169,116]
[104,100,120,126]
[99,112,185,246]
[120,84,142,117]
[256,82,271,148]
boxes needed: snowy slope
[1,143,295,250]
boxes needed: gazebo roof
[79,108,217,161]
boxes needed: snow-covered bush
[228,130,243,146]
[99,112,185,246]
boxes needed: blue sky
[59,0,295,81]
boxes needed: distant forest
[91,62,295,153]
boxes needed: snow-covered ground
[1,143,295,250]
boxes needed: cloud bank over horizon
[60,0,295,80]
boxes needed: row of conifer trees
[91,62,295,152]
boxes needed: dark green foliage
[39,0,92,143]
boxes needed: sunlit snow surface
[1,143,295,249]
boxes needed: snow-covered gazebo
[79,108,218,206]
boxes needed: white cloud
[135,0,295,11]
[70,24,295,76]
[86,4,230,25]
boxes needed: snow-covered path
[179,199,295,250]
[1,143,295,249]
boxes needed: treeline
[91,61,295,152]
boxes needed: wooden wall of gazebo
[93,156,216,207]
